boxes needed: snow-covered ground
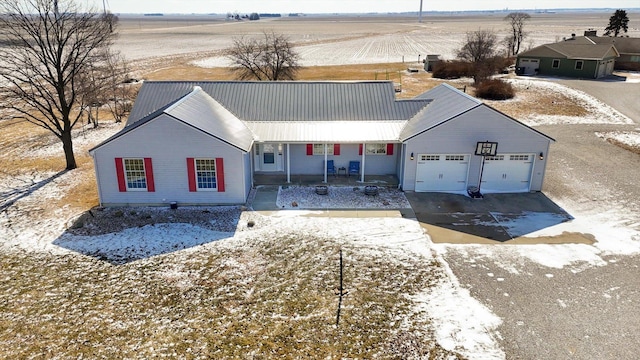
[2,77,640,358]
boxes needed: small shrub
[431,60,474,79]
[475,79,515,100]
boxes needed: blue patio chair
[326,160,336,176]
[348,161,360,176]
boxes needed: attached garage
[480,154,534,193]
[518,58,540,75]
[415,154,469,192]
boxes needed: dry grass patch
[0,220,461,359]
[484,83,589,119]
[141,62,451,100]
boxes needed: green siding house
[516,38,619,78]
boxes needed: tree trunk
[62,129,77,170]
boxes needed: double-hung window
[187,157,225,192]
[195,159,217,190]
[313,144,334,155]
[115,157,155,192]
[124,158,147,190]
[366,143,388,155]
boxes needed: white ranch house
[89,81,554,206]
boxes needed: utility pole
[419,0,423,23]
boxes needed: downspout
[286,143,291,183]
[324,143,328,183]
[250,146,255,189]
[399,143,405,189]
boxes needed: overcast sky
[90,1,639,14]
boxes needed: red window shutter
[216,158,225,192]
[386,143,394,156]
[144,158,155,192]
[115,158,126,192]
[306,144,313,155]
[187,158,197,192]
[334,144,340,155]
[358,144,363,155]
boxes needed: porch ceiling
[245,120,405,143]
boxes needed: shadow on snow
[53,206,242,265]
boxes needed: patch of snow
[490,212,572,238]
[596,131,640,150]
[55,223,233,264]
[416,250,505,360]
[26,122,123,158]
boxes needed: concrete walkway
[248,186,582,243]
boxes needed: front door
[260,143,277,171]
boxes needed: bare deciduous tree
[78,50,135,126]
[457,29,501,85]
[227,31,300,81]
[504,12,531,56]
[0,0,118,170]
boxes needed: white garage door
[598,61,607,78]
[481,154,534,193]
[519,58,540,75]
[415,154,469,192]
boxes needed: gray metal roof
[518,42,619,60]
[90,87,254,153]
[128,81,431,124]
[164,87,254,151]
[400,83,481,141]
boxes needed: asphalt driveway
[558,76,640,124]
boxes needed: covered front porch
[253,173,399,187]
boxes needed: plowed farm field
[115,12,640,69]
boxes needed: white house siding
[402,106,551,192]
[243,151,253,195]
[93,114,248,206]
[288,143,397,175]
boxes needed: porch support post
[323,143,328,183]
[286,143,291,183]
[399,143,405,189]
[360,143,365,183]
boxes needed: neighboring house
[517,35,619,78]
[584,33,640,71]
[89,81,554,206]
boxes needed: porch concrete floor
[253,174,399,187]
